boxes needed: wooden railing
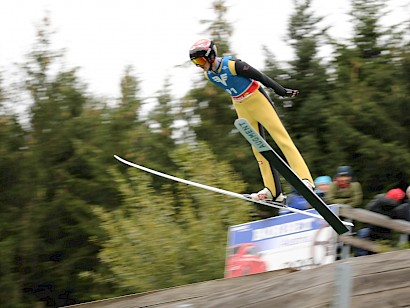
[337,205,410,254]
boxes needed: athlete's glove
[284,88,299,97]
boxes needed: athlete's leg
[233,100,282,197]
[238,91,314,184]
[258,124,283,196]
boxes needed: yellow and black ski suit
[205,56,313,198]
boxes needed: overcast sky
[0,0,409,102]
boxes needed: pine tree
[0,113,33,307]
[14,17,120,305]
[95,142,251,293]
[265,0,333,176]
[328,0,410,198]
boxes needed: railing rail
[336,204,410,254]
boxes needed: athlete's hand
[285,88,299,97]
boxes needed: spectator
[314,176,332,202]
[327,166,363,207]
[366,188,405,241]
[406,186,410,204]
[279,187,311,215]
[392,186,410,222]
[355,188,405,256]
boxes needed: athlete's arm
[233,59,299,97]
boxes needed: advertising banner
[225,206,339,278]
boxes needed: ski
[114,155,328,220]
[234,118,351,235]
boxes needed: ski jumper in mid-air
[189,38,314,203]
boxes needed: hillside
[68,249,410,308]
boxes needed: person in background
[314,176,332,202]
[366,188,405,241]
[392,186,410,242]
[327,166,363,207]
[405,186,410,204]
[279,187,311,215]
[189,38,314,207]
[392,186,410,222]
[355,188,405,256]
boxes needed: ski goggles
[191,57,207,66]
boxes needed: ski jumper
[205,56,313,197]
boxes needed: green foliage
[201,0,233,55]
[0,18,129,306]
[95,142,251,293]
[325,0,410,200]
[268,0,410,204]
[263,0,334,181]
[1,0,409,306]
[350,0,385,59]
[0,116,32,307]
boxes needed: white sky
[0,0,409,102]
